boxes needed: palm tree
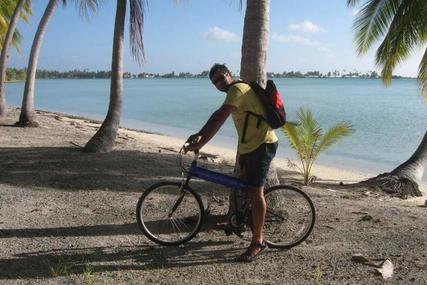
[283,108,354,185]
[16,0,100,127]
[348,0,427,197]
[0,0,31,118]
[84,0,145,153]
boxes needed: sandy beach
[1,108,426,285]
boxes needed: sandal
[238,241,268,262]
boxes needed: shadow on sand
[0,146,219,192]
[0,240,244,280]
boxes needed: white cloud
[272,33,333,57]
[272,33,320,46]
[288,20,325,33]
[317,46,333,57]
[202,26,239,42]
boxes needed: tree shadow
[0,240,245,280]
[0,213,230,239]
[0,223,141,238]
[0,146,229,194]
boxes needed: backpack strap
[247,111,264,127]
[231,81,265,143]
[241,112,250,144]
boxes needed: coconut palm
[0,0,31,118]
[16,0,100,126]
[0,0,31,52]
[84,0,145,152]
[283,108,354,185]
[348,0,427,197]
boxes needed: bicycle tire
[136,181,204,246]
[263,184,315,249]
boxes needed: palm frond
[352,0,401,54]
[0,15,7,32]
[314,122,354,158]
[347,0,361,7]
[0,0,28,52]
[375,0,424,84]
[418,47,427,104]
[74,0,102,20]
[19,0,32,23]
[282,123,304,155]
[0,0,31,23]
[11,28,22,52]
[0,0,14,15]
[297,108,322,158]
[129,0,146,66]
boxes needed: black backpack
[248,80,286,129]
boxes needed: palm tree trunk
[17,0,58,127]
[229,0,277,214]
[0,0,26,118]
[364,130,426,197]
[392,130,427,181]
[240,0,269,88]
[84,0,125,153]
[241,0,280,189]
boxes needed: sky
[8,0,425,77]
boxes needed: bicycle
[136,148,315,248]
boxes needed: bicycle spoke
[136,182,204,246]
[263,185,315,249]
[266,209,285,222]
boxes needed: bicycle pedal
[224,227,233,236]
[232,227,245,237]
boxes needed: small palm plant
[282,108,354,185]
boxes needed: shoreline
[3,107,426,192]
[44,108,425,183]
[6,78,425,183]
[116,113,426,186]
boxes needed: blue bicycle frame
[187,161,247,189]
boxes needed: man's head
[209,63,234,92]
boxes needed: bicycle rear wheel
[264,185,315,249]
[136,182,204,246]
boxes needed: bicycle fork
[168,177,191,217]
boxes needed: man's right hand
[183,134,202,153]
[186,133,201,146]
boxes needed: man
[184,63,278,262]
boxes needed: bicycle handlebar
[177,144,199,174]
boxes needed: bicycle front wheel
[264,185,315,249]
[136,182,204,246]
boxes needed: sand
[0,107,426,285]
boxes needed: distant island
[6,68,413,82]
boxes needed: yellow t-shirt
[223,82,278,154]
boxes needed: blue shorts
[239,142,278,187]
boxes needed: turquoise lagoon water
[5,78,427,181]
